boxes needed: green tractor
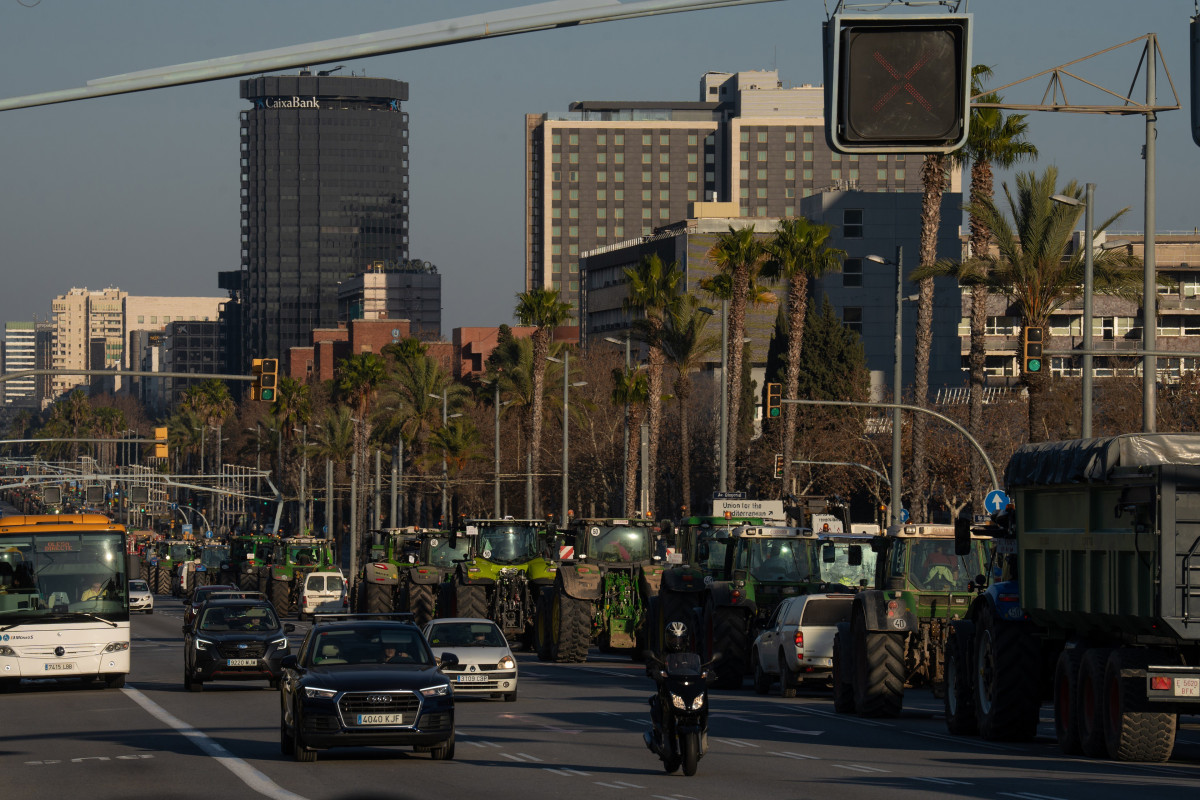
[356,527,470,625]
[181,542,232,596]
[536,518,666,663]
[227,532,276,590]
[831,523,991,717]
[259,536,336,617]
[141,539,197,596]
[439,519,560,644]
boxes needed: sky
[0,0,1197,338]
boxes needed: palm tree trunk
[968,157,993,514]
[626,405,643,517]
[530,329,549,518]
[912,153,947,524]
[781,276,809,496]
[647,343,664,515]
[677,377,692,516]
[727,264,749,484]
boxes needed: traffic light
[773,453,785,480]
[1023,326,1045,374]
[766,382,782,419]
[154,426,169,458]
[824,13,972,153]
[258,358,279,403]
[250,358,262,401]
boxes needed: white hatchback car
[128,579,154,614]
[752,593,854,697]
[298,571,348,621]
[422,617,518,701]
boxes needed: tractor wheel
[974,604,1039,742]
[365,582,393,614]
[156,566,172,596]
[1054,646,1086,755]
[140,562,150,582]
[268,580,290,618]
[534,591,553,661]
[409,584,436,627]
[851,615,904,718]
[944,622,977,736]
[1102,647,1176,762]
[551,590,592,663]
[705,600,750,689]
[1078,647,1114,758]
[456,583,487,620]
[831,630,855,714]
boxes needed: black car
[183,598,294,691]
[279,614,458,763]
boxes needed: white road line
[767,725,822,735]
[713,738,760,748]
[769,751,819,760]
[910,730,1019,752]
[913,777,972,786]
[832,764,889,773]
[544,767,592,776]
[998,793,1067,800]
[516,752,544,762]
[791,708,892,728]
[122,687,308,800]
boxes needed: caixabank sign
[253,96,320,109]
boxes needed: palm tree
[514,288,573,516]
[952,65,1038,510]
[427,418,485,519]
[761,217,846,494]
[309,406,356,555]
[611,365,649,516]
[92,406,126,469]
[335,353,388,537]
[964,167,1142,440]
[657,296,720,516]
[707,226,768,484]
[625,254,683,517]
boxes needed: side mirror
[284,623,296,632]
[848,545,863,566]
[953,517,972,556]
[280,654,299,670]
[822,544,836,563]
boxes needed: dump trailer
[536,518,666,663]
[944,433,1200,763]
[356,527,469,625]
[831,523,990,718]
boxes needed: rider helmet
[664,621,692,653]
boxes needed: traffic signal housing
[773,453,785,480]
[259,358,279,403]
[824,13,972,153]
[1023,326,1045,374]
[766,382,782,419]
[153,426,169,458]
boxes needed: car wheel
[280,720,294,756]
[293,710,317,763]
[268,678,280,691]
[429,732,455,760]
[752,655,771,695]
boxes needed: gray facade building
[163,321,223,406]
[337,262,441,339]
[240,71,411,366]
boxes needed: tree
[951,64,1037,511]
[611,365,649,516]
[761,216,846,496]
[657,296,720,516]
[309,405,356,557]
[335,353,387,538]
[514,288,573,516]
[961,166,1142,440]
[427,418,485,520]
[625,253,683,517]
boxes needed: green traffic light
[769,408,780,418]
[261,388,275,402]
[1028,359,1042,373]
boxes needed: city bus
[0,514,130,691]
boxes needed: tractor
[356,527,470,625]
[259,536,336,617]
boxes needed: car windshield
[899,539,988,592]
[309,627,432,667]
[737,539,815,583]
[587,526,652,562]
[199,604,280,631]
[426,621,507,648]
[128,580,149,592]
[475,526,540,565]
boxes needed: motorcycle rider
[645,620,696,753]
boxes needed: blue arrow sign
[984,490,1010,514]
[899,509,910,523]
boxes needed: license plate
[227,658,258,667]
[357,713,403,725]
[1175,677,1200,697]
[456,674,487,683]
[43,662,76,672]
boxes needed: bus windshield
[0,530,129,622]
[476,526,541,565]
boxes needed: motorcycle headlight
[670,692,687,710]
[420,684,450,698]
[498,655,515,670]
[303,686,337,700]
[690,695,705,711]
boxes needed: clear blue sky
[0,0,1195,337]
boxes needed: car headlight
[195,638,213,651]
[498,655,515,670]
[270,637,288,650]
[420,684,450,698]
[303,686,338,700]
[104,641,130,653]
[0,645,15,657]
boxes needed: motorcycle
[643,651,718,776]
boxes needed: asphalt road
[5,596,1200,800]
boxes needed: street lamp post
[867,248,904,527]
[1053,186,1096,438]
[298,425,307,536]
[604,335,631,507]
[699,300,729,493]
[548,353,586,528]
[428,391,463,526]
[480,378,507,518]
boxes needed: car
[128,579,154,614]
[183,597,294,691]
[183,584,238,629]
[298,571,348,621]
[279,613,458,763]
[751,593,854,697]
[421,617,518,701]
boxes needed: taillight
[886,600,899,618]
[1151,677,1173,691]
[731,589,742,603]
[794,630,804,660]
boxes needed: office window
[757,132,767,143]
[615,189,624,201]
[688,134,698,146]
[756,187,767,199]
[659,171,670,183]
[740,169,750,180]
[659,189,670,201]
[642,208,652,219]
[659,208,671,219]
[642,134,652,146]
[843,209,864,238]
[597,189,607,201]
[831,168,842,181]
[597,134,606,146]
[569,152,579,164]
[785,131,796,143]
[552,134,561,145]
[740,130,750,142]
[740,150,749,162]
[597,172,606,183]
[552,152,561,164]
[842,307,863,334]
[569,134,578,145]
[597,152,607,164]
[740,187,750,198]
[596,226,607,237]
[615,152,624,164]
[842,258,863,287]
[615,134,624,145]
[757,152,768,162]
[614,171,624,183]
[687,171,697,183]
[757,169,767,180]
[688,152,698,164]
[660,134,670,146]
[569,189,578,200]
[642,189,652,201]
[552,189,561,200]
[878,169,888,181]
[785,150,796,162]
[597,207,607,218]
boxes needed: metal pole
[374,448,382,532]
[298,425,307,536]
[440,391,448,525]
[494,383,502,517]
[325,458,333,542]
[1143,48,1157,432]
[390,440,399,528]
[350,451,358,580]
[1083,183,1094,439]
[526,451,533,519]
[255,422,261,499]
[892,246,904,527]
[640,419,650,517]
[562,350,570,528]
[623,337,630,508]
[199,427,205,475]
[719,297,729,493]
[397,438,404,528]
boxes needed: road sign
[713,491,747,500]
[182,524,193,536]
[205,530,213,539]
[984,490,1010,514]
[712,499,786,520]
[900,509,910,523]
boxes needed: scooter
[643,651,717,776]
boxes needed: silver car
[422,617,518,701]
[128,579,154,614]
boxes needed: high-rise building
[239,71,411,366]
[336,261,441,339]
[3,322,36,407]
[525,70,945,314]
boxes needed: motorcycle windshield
[665,652,703,676]
[477,527,540,565]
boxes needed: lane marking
[544,767,592,776]
[999,793,1067,800]
[594,780,646,789]
[767,724,822,736]
[832,763,889,773]
[910,730,1019,752]
[122,686,308,800]
[913,777,972,786]
[502,752,544,762]
[769,751,819,760]
[713,738,759,748]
